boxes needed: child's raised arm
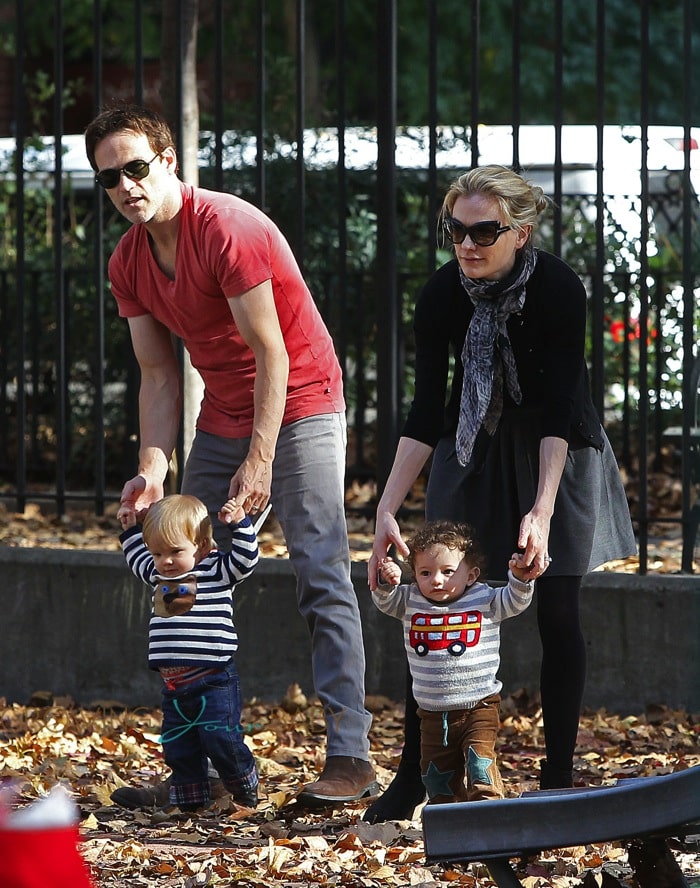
[119,509,137,531]
[509,551,543,582]
[218,497,247,525]
[378,556,402,587]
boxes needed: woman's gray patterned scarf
[455,244,538,466]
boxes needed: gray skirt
[425,409,636,581]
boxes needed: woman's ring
[544,556,552,563]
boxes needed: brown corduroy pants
[418,693,504,803]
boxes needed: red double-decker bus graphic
[409,611,482,657]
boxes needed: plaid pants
[418,693,504,803]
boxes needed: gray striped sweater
[372,572,533,711]
[120,518,258,671]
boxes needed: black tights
[536,574,586,770]
[399,574,585,772]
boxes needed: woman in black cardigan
[365,165,635,822]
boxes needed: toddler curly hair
[405,520,486,575]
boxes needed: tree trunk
[160,0,204,482]
[283,0,321,123]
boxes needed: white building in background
[1,124,698,200]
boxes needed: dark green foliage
[0,0,697,495]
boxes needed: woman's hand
[517,510,552,580]
[368,511,410,591]
[366,436,433,590]
[515,435,567,579]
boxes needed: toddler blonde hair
[142,494,214,551]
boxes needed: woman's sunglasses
[442,216,512,247]
[95,150,165,190]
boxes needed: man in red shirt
[85,104,376,809]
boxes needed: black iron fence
[1,1,698,572]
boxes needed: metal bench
[422,766,700,888]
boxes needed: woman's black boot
[362,758,426,823]
[363,667,425,823]
[539,758,574,790]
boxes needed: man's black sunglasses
[442,216,512,247]
[95,150,165,190]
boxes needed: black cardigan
[402,250,604,452]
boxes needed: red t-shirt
[109,183,344,437]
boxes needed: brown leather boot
[296,756,379,808]
[110,776,229,810]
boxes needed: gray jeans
[182,412,372,759]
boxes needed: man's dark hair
[84,103,175,170]
[405,520,486,575]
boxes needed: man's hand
[227,455,272,516]
[117,473,164,528]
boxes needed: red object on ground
[0,826,95,887]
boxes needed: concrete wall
[1,547,698,714]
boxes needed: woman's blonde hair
[142,494,214,551]
[438,164,551,242]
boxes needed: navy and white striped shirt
[120,517,259,671]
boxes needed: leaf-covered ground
[0,472,697,884]
[1,691,698,887]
